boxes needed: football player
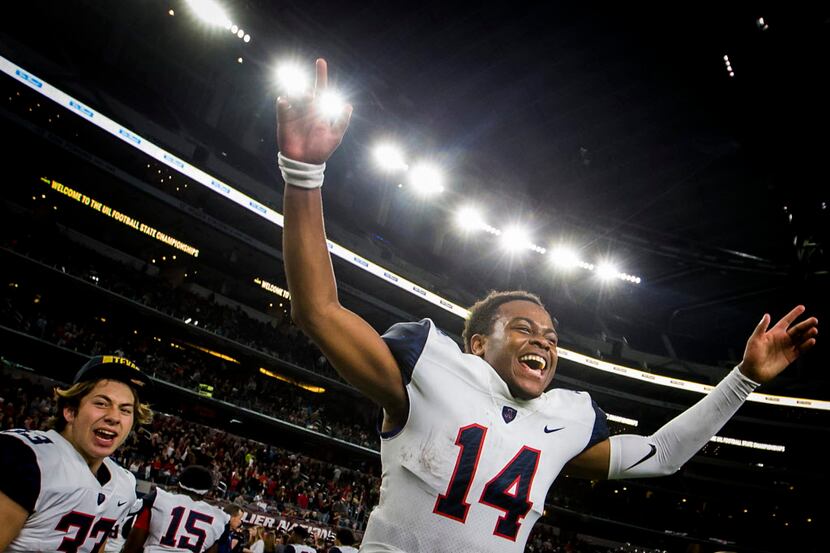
[284,525,317,553]
[277,59,819,552]
[0,355,153,552]
[328,528,358,553]
[123,465,230,553]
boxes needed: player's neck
[60,427,105,475]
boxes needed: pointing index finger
[315,58,328,94]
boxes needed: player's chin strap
[279,152,326,189]
[607,366,760,479]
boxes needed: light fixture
[373,143,408,172]
[408,163,444,196]
[276,63,309,96]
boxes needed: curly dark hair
[462,290,550,353]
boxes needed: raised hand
[277,59,353,165]
[739,305,818,383]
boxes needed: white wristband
[278,152,326,189]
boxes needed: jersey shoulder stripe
[381,318,433,384]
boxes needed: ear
[63,406,77,426]
[470,334,487,357]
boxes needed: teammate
[105,512,137,553]
[0,355,153,552]
[277,59,819,552]
[123,465,230,553]
[328,529,358,553]
[284,526,317,553]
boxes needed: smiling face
[61,379,136,472]
[470,300,559,400]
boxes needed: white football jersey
[103,513,135,553]
[139,487,229,553]
[0,428,138,553]
[360,320,609,553]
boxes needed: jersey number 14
[433,424,541,541]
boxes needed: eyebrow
[91,394,135,408]
[511,317,558,336]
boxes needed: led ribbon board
[43,177,200,257]
[3,54,827,411]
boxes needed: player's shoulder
[0,428,58,447]
[543,387,597,412]
[382,318,433,344]
[383,317,462,358]
[194,497,231,522]
[1,428,65,471]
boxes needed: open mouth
[518,353,547,374]
[93,428,118,446]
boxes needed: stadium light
[409,163,444,196]
[455,206,486,232]
[185,0,231,28]
[549,246,580,270]
[276,63,309,96]
[500,226,531,252]
[318,90,346,119]
[373,143,408,172]
[596,263,619,281]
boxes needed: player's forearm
[608,366,759,479]
[0,491,28,550]
[282,183,341,327]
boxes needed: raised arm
[278,59,408,425]
[564,305,818,480]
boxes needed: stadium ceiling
[0,2,827,395]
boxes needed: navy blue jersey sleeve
[0,431,42,513]
[380,319,431,385]
[583,400,610,452]
[285,546,296,553]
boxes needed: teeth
[96,430,116,438]
[519,354,546,371]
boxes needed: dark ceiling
[1,1,827,393]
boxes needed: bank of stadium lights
[500,226,546,254]
[596,262,641,284]
[371,143,641,283]
[455,206,500,235]
[723,54,734,78]
[183,0,251,43]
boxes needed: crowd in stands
[2,234,379,448]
